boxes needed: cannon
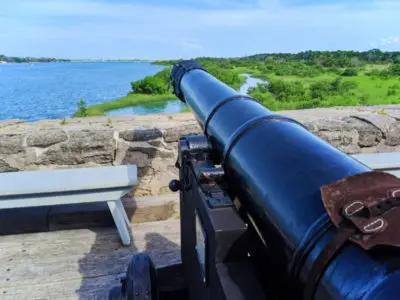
[109,61,400,300]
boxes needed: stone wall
[1,105,400,196]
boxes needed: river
[239,73,266,94]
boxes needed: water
[0,65,266,121]
[105,100,187,116]
[239,73,267,95]
[0,62,165,121]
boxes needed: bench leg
[116,199,131,228]
[107,200,131,246]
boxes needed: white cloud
[1,0,400,59]
[380,36,400,46]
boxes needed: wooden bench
[351,152,400,178]
[0,165,137,246]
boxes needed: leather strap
[303,171,400,300]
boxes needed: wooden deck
[0,194,181,300]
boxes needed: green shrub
[365,69,381,77]
[75,99,88,117]
[309,80,333,99]
[391,98,400,104]
[204,66,244,89]
[388,84,400,96]
[339,80,358,93]
[308,78,357,100]
[358,94,370,105]
[389,64,400,76]
[130,68,171,95]
[378,108,387,115]
[131,76,166,94]
[341,68,358,76]
[248,75,359,110]
[328,67,342,75]
[379,70,390,79]
[268,80,308,102]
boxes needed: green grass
[245,69,400,111]
[74,93,177,117]
[351,75,400,105]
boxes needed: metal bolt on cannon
[109,61,400,300]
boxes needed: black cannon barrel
[170,61,400,299]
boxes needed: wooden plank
[0,165,137,196]
[0,273,122,300]
[386,170,400,178]
[351,152,400,179]
[351,152,400,170]
[0,188,132,209]
[0,265,187,300]
[0,220,181,294]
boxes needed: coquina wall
[1,105,400,196]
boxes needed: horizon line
[1,48,396,62]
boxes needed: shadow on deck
[74,198,183,300]
[0,193,182,300]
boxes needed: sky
[0,0,399,60]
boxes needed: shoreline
[75,94,179,117]
[76,72,253,117]
[3,103,400,124]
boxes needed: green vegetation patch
[73,94,175,117]
[75,49,400,117]
[74,62,246,117]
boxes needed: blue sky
[1,0,399,59]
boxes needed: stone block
[0,134,24,154]
[38,130,115,165]
[26,130,68,147]
[164,124,201,142]
[119,128,162,142]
